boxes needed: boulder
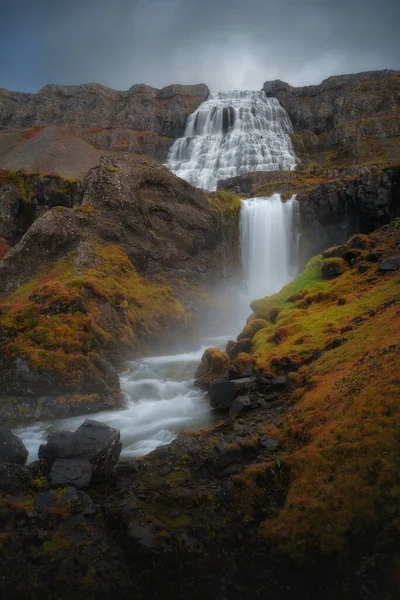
[232,377,257,395]
[209,381,237,409]
[39,419,122,481]
[0,429,28,465]
[229,395,251,418]
[379,255,400,271]
[49,459,93,489]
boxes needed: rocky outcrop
[0,429,28,464]
[0,83,209,175]
[263,70,400,168]
[0,156,239,425]
[0,169,79,245]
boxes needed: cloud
[0,0,399,93]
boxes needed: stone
[209,381,237,409]
[321,259,347,279]
[260,439,282,452]
[39,419,122,480]
[232,377,257,395]
[358,263,369,273]
[229,395,251,418]
[128,525,156,549]
[49,458,93,488]
[272,375,288,387]
[0,462,31,493]
[0,429,28,465]
[379,255,400,271]
[27,459,49,479]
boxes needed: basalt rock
[0,429,28,465]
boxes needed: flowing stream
[15,336,229,463]
[166,90,296,191]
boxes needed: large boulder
[39,420,122,482]
[0,429,28,465]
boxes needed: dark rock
[27,459,50,479]
[358,263,369,273]
[0,462,31,493]
[39,419,122,480]
[366,251,382,262]
[272,375,288,387]
[322,259,347,279]
[232,377,257,395]
[228,364,240,380]
[352,316,365,325]
[348,235,371,250]
[229,395,251,418]
[379,255,400,271]
[0,429,28,465]
[227,338,252,359]
[322,245,347,259]
[324,336,347,351]
[128,525,156,549]
[49,458,93,488]
[150,444,172,459]
[35,490,57,513]
[343,249,362,264]
[78,490,97,516]
[209,381,237,409]
[260,439,282,452]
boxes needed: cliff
[0,156,239,425]
[263,70,400,169]
[0,83,209,175]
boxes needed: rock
[358,263,369,273]
[322,258,348,279]
[366,251,382,262]
[229,395,251,418]
[260,439,282,452]
[39,419,122,480]
[209,381,237,409]
[379,255,400,271]
[343,249,362,264]
[27,459,50,478]
[226,338,252,359]
[322,245,348,259]
[272,375,288,387]
[232,377,257,395]
[0,462,31,493]
[0,429,28,465]
[128,525,156,549]
[49,458,93,488]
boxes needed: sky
[0,0,399,93]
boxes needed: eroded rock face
[0,83,210,173]
[263,70,400,168]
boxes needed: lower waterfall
[15,196,299,461]
[240,194,299,303]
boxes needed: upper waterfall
[166,90,296,191]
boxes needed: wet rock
[379,255,400,271]
[366,251,382,262]
[0,462,31,493]
[0,429,28,465]
[39,419,122,480]
[209,380,237,409]
[229,395,251,418]
[49,458,93,488]
[343,249,362,264]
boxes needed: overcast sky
[1,0,399,93]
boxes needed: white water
[15,336,229,463]
[166,90,296,191]
[240,194,299,304]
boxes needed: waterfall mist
[167,90,296,191]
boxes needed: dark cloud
[1,0,399,93]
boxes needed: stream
[15,335,229,463]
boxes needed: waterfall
[166,90,296,191]
[240,194,299,302]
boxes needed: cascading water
[240,194,299,303]
[166,90,296,191]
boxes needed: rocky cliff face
[0,83,209,175]
[0,156,239,425]
[263,70,400,168]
